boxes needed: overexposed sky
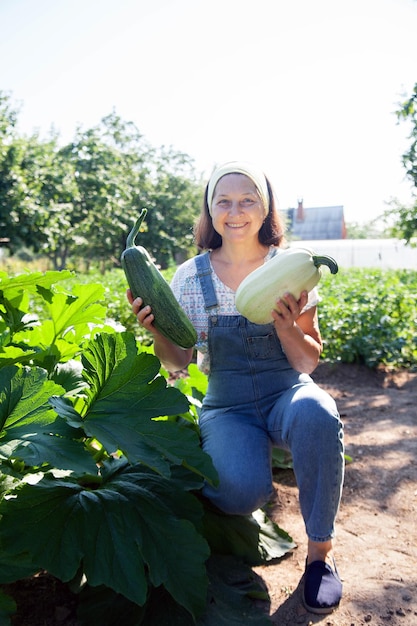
[1,0,416,223]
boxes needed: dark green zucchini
[121,209,197,349]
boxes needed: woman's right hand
[127,289,158,336]
[126,289,194,372]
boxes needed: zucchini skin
[122,211,197,349]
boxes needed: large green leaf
[136,555,272,625]
[0,366,62,432]
[0,365,96,474]
[0,270,73,300]
[0,588,16,626]
[79,331,171,409]
[197,555,272,625]
[1,276,108,370]
[76,556,273,626]
[253,509,296,561]
[0,345,37,367]
[0,550,38,584]
[77,585,147,626]
[117,464,205,530]
[202,502,295,566]
[62,333,217,482]
[86,410,216,479]
[0,466,210,619]
[12,323,83,363]
[42,283,106,340]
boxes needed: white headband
[206,161,270,217]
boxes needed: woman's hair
[194,176,287,250]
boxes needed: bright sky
[1,0,416,224]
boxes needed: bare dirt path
[255,362,417,626]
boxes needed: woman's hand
[126,289,194,372]
[271,290,322,374]
[127,289,159,337]
[271,290,308,329]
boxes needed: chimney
[296,198,305,222]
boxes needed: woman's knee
[280,390,344,464]
[203,478,272,516]
[289,387,342,433]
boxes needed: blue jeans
[199,315,344,543]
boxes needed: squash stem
[313,255,339,274]
[126,209,148,248]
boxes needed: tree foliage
[384,83,417,243]
[397,83,417,189]
[0,93,203,269]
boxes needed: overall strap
[194,251,218,310]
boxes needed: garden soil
[6,363,417,626]
[255,362,417,626]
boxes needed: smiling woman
[209,173,267,269]
[194,161,285,253]
[128,160,345,615]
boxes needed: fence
[290,239,417,270]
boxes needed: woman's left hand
[271,290,308,330]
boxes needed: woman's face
[210,174,265,243]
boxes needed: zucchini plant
[0,270,294,625]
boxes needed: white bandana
[207,161,270,217]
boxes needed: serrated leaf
[48,395,84,428]
[0,469,210,619]
[202,504,295,566]
[0,365,96,473]
[73,333,217,482]
[0,365,62,432]
[0,345,37,366]
[0,270,73,299]
[197,555,272,625]
[52,360,88,395]
[86,406,215,479]
[80,331,162,406]
[45,283,106,338]
[253,509,296,561]
[0,551,38,584]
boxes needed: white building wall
[290,239,417,270]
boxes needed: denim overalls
[195,252,344,542]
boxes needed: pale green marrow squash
[235,247,338,324]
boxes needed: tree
[344,220,387,239]
[56,115,202,270]
[398,83,417,188]
[383,83,417,243]
[138,146,203,268]
[0,94,203,269]
[52,113,151,269]
[0,137,58,255]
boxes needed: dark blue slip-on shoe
[303,559,342,614]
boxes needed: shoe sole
[302,596,340,615]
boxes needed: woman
[128,161,344,615]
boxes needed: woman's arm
[271,291,322,374]
[127,290,194,372]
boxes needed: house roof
[284,204,346,240]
